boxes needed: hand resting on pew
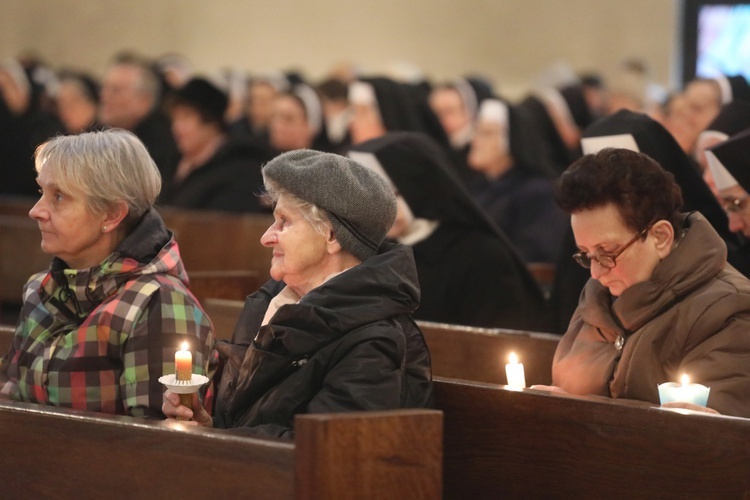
[163,390,214,426]
[529,384,567,394]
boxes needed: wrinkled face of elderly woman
[260,193,333,290]
[29,166,113,269]
[571,203,671,297]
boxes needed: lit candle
[505,352,526,389]
[657,373,711,407]
[175,341,192,381]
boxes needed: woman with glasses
[539,147,750,417]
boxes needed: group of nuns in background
[3,53,750,335]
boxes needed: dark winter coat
[213,242,434,438]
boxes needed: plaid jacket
[0,209,213,417]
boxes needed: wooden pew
[188,269,259,304]
[159,206,273,282]
[203,298,245,340]
[0,195,35,217]
[0,324,13,355]
[418,321,559,386]
[0,215,49,310]
[435,377,750,498]
[0,400,442,498]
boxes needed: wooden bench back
[0,324,13,354]
[159,207,273,281]
[418,321,559,386]
[0,215,49,307]
[0,401,442,499]
[434,377,750,498]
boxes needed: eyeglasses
[572,225,652,269]
[721,195,750,213]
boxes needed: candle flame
[181,341,189,351]
[509,352,518,364]
[680,373,690,386]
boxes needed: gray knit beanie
[262,149,397,261]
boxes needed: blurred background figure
[55,70,100,133]
[160,77,270,213]
[0,57,63,196]
[317,77,351,153]
[155,52,194,94]
[429,76,494,186]
[269,83,330,153]
[693,101,750,197]
[228,72,289,153]
[466,99,568,265]
[705,128,750,239]
[99,53,180,182]
[350,131,553,331]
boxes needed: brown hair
[556,148,683,232]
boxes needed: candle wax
[175,344,192,381]
[505,355,526,389]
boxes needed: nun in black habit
[429,76,495,186]
[349,131,553,332]
[517,84,595,175]
[466,98,568,265]
[706,127,750,244]
[551,109,750,333]
[695,100,750,196]
[348,77,449,151]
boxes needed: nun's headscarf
[706,127,750,192]
[478,98,557,178]
[697,100,750,147]
[348,130,542,294]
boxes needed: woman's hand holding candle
[162,390,213,427]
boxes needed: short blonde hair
[35,129,162,226]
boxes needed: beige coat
[553,212,750,417]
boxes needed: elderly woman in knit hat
[163,150,434,437]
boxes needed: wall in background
[0,0,679,99]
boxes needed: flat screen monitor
[682,0,750,84]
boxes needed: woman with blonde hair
[0,129,213,417]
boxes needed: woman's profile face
[571,203,662,297]
[260,194,330,289]
[28,167,110,269]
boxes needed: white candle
[505,352,526,389]
[657,373,710,407]
[175,341,192,382]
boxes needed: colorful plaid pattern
[0,231,213,418]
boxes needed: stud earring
[102,226,108,233]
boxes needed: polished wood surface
[0,400,442,499]
[419,321,559,386]
[435,377,750,499]
[296,409,443,499]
